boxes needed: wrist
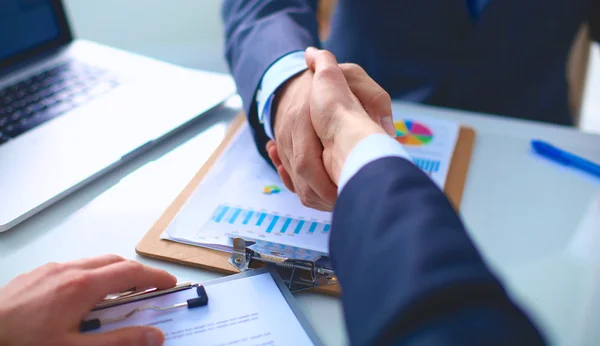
[331,116,386,183]
[273,70,312,135]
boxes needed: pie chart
[394,119,434,146]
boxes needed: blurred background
[63,0,600,134]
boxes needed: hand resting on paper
[0,255,175,346]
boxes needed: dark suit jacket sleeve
[330,157,546,346]
[221,0,320,161]
[589,0,600,42]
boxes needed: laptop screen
[0,0,71,72]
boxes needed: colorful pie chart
[394,119,434,146]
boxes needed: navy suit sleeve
[590,1,600,43]
[330,157,545,346]
[221,0,320,161]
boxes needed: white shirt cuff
[338,134,412,195]
[256,51,308,139]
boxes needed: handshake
[266,47,395,211]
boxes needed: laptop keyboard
[0,61,122,144]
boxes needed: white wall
[62,0,229,73]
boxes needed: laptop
[0,0,236,232]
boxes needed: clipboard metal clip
[229,238,337,293]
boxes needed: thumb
[304,48,355,104]
[71,326,165,346]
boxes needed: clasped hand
[267,47,392,211]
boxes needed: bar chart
[413,157,441,175]
[208,204,330,235]
[197,204,331,253]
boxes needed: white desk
[1,99,600,346]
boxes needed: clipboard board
[137,113,476,295]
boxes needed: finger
[268,144,295,192]
[74,261,177,308]
[267,143,283,168]
[291,131,337,210]
[339,63,396,136]
[69,326,164,346]
[66,255,126,271]
[265,140,276,152]
[277,164,295,192]
[93,261,177,292]
[274,139,299,193]
[305,49,358,111]
[305,48,341,80]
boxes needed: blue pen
[531,140,600,178]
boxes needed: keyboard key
[41,97,60,108]
[0,116,8,127]
[25,103,45,115]
[14,90,27,100]
[12,98,29,110]
[3,124,16,136]
[10,111,24,122]
[0,106,13,116]
[27,84,41,94]
[1,95,14,106]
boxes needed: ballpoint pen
[531,140,600,178]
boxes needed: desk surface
[1,99,599,346]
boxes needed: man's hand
[305,48,387,183]
[270,56,395,211]
[0,255,176,346]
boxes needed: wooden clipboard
[136,113,476,295]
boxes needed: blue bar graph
[256,213,266,226]
[413,157,441,175]
[242,211,253,225]
[215,206,229,223]
[206,205,331,239]
[294,220,305,234]
[229,208,241,224]
[280,218,292,233]
[266,216,279,233]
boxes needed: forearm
[330,157,544,345]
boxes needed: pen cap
[531,140,570,165]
